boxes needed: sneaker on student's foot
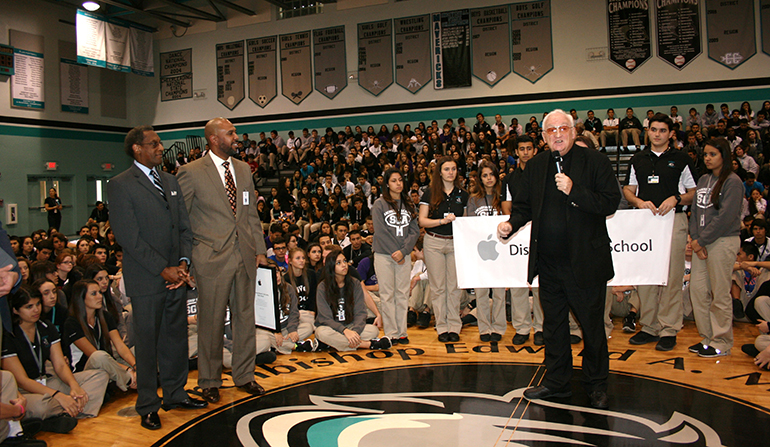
[698,345,730,358]
[295,339,319,352]
[370,338,392,350]
[622,312,636,333]
[407,310,418,327]
[417,311,431,328]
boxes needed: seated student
[63,280,137,393]
[285,248,320,352]
[342,230,372,268]
[314,249,390,351]
[407,237,433,329]
[733,243,770,321]
[82,265,131,347]
[0,370,41,446]
[604,286,640,338]
[255,260,314,357]
[33,279,67,336]
[2,287,109,432]
[267,237,289,272]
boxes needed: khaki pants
[756,334,770,351]
[375,253,411,339]
[510,287,543,335]
[621,128,642,148]
[637,212,688,338]
[604,288,640,337]
[600,129,618,148]
[409,279,432,313]
[475,288,507,336]
[0,371,19,442]
[21,369,109,420]
[315,324,379,351]
[84,350,132,391]
[423,234,462,334]
[690,236,740,352]
[256,319,314,355]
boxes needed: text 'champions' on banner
[280,32,312,105]
[216,40,244,110]
[160,49,192,102]
[510,0,553,83]
[452,210,674,288]
[433,9,472,90]
[706,0,755,69]
[471,6,510,86]
[607,0,651,73]
[395,15,431,94]
[247,36,277,108]
[313,26,347,99]
[358,20,393,96]
[655,0,701,70]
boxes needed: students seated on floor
[2,287,109,434]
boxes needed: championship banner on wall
[706,0,755,69]
[607,0,651,73]
[216,40,245,110]
[129,24,154,76]
[59,40,88,114]
[11,30,45,110]
[76,10,106,68]
[763,0,770,57]
[160,49,192,102]
[453,210,674,288]
[510,0,553,83]
[395,15,431,94]
[471,6,510,86]
[358,20,393,96]
[655,0,701,70]
[248,37,277,108]
[432,9,472,90]
[313,26,347,99]
[105,19,130,72]
[280,32,312,105]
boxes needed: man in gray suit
[108,126,207,431]
[177,117,268,403]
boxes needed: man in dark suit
[497,109,620,410]
[108,126,207,431]
[177,118,268,404]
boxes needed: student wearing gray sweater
[372,169,421,344]
[690,138,743,358]
[314,249,391,351]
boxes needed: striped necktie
[223,161,237,216]
[150,169,166,201]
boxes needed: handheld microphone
[552,151,563,174]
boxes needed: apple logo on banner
[477,234,499,261]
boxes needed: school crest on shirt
[383,209,411,236]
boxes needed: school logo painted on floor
[156,363,770,447]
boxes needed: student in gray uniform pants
[314,249,391,351]
[371,169,420,344]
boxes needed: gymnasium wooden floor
[38,319,770,446]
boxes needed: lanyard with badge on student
[22,328,46,385]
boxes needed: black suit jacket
[507,145,621,289]
[107,163,192,297]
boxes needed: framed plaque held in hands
[254,265,280,331]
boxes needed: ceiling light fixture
[82,1,100,11]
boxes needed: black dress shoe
[512,333,529,345]
[239,381,266,396]
[448,332,460,342]
[533,331,544,346]
[161,397,209,411]
[490,333,502,342]
[589,390,609,409]
[141,412,161,430]
[202,387,220,403]
[438,332,450,343]
[523,386,572,400]
[480,334,491,342]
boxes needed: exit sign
[46,162,58,171]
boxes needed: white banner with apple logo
[452,209,675,288]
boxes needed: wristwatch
[674,194,681,205]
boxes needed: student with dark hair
[2,287,108,430]
[690,138,744,358]
[314,249,390,351]
[467,161,507,342]
[285,248,320,351]
[418,156,469,343]
[372,169,420,344]
[33,241,53,263]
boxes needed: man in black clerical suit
[108,126,207,431]
[497,109,620,410]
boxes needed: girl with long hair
[306,243,324,274]
[63,280,137,391]
[15,258,30,285]
[20,237,35,262]
[467,161,508,342]
[689,138,744,357]
[418,156,469,342]
[3,287,108,428]
[372,169,420,344]
[284,248,319,352]
[314,249,391,351]
[82,265,128,345]
[44,188,63,232]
